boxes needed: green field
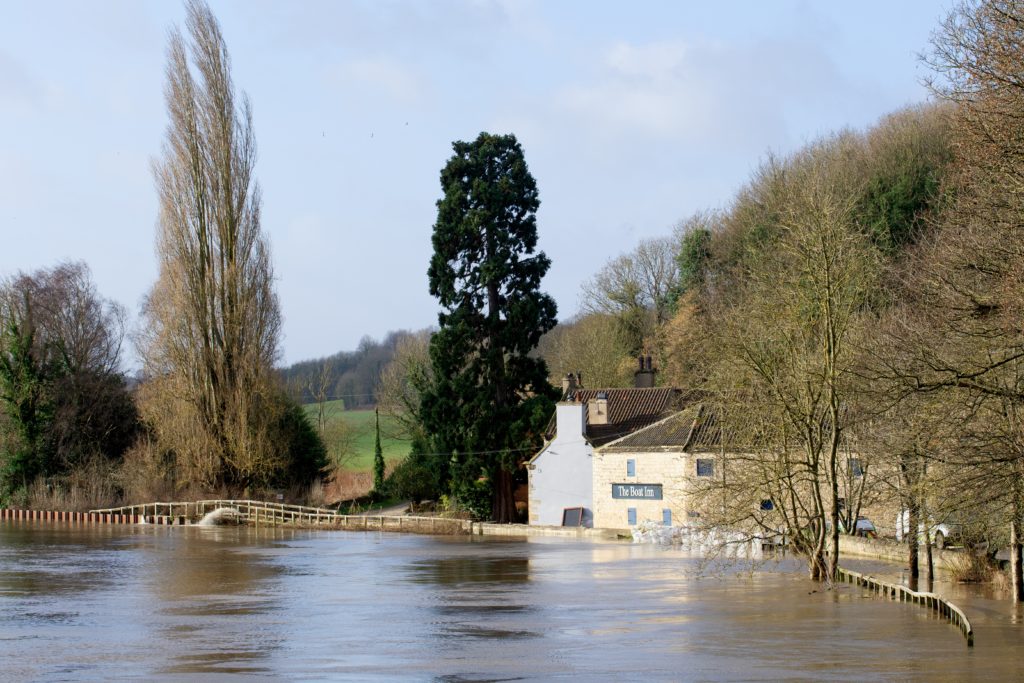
[302,400,410,472]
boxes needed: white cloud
[554,40,713,141]
[552,37,851,148]
[333,57,425,104]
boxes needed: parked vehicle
[895,510,960,549]
[851,516,877,538]
[823,516,877,538]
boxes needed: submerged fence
[836,566,974,646]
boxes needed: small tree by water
[373,408,385,494]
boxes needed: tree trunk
[827,435,841,582]
[1012,467,1024,603]
[807,515,827,582]
[828,520,839,582]
[1012,517,1024,603]
[908,499,920,583]
[492,466,517,524]
[924,538,934,592]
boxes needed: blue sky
[0,1,951,365]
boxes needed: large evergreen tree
[423,132,558,523]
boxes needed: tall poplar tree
[424,132,558,523]
[139,0,285,491]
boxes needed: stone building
[592,405,714,529]
[593,402,893,536]
[526,368,683,527]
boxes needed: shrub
[383,455,437,504]
[946,550,994,583]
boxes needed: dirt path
[354,501,410,516]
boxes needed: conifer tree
[423,132,558,522]
[373,408,385,494]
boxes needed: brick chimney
[561,372,579,398]
[634,354,656,388]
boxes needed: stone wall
[838,534,959,570]
[474,522,626,540]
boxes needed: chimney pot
[588,392,609,425]
[561,373,578,397]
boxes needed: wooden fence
[836,566,974,646]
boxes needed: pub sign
[611,483,663,500]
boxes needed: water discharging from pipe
[198,507,242,526]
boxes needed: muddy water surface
[0,522,1021,681]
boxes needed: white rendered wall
[528,404,594,527]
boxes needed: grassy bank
[302,400,410,472]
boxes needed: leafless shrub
[116,437,177,504]
[25,456,122,511]
[946,550,994,584]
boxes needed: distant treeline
[279,329,432,408]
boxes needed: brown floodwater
[1,521,1022,681]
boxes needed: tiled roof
[600,402,856,453]
[600,402,772,452]
[562,387,688,447]
[599,404,702,451]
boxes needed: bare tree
[697,137,879,581]
[870,0,1024,600]
[0,262,125,377]
[536,312,634,388]
[376,329,433,441]
[0,262,136,502]
[581,235,679,354]
[138,0,283,492]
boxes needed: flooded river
[1,522,1022,681]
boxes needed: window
[662,509,672,526]
[627,508,637,526]
[696,458,714,477]
[626,459,636,477]
[760,499,774,511]
[848,458,864,478]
